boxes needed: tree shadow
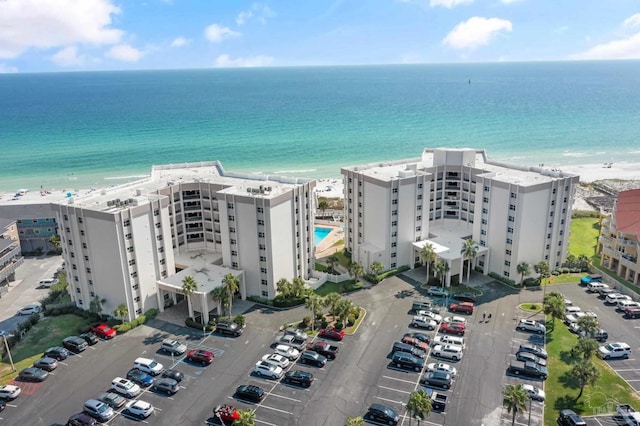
[559,349,580,364]
[142,332,168,346]
[395,289,416,299]
[554,394,579,412]
[558,371,580,391]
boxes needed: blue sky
[1,0,639,73]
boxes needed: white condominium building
[341,148,579,285]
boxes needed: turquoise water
[1,62,640,192]
[314,227,332,246]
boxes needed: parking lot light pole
[2,335,15,372]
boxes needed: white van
[566,306,582,315]
[39,278,58,288]
[432,335,465,348]
[617,300,640,311]
[587,282,608,292]
[133,357,164,376]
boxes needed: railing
[0,256,24,283]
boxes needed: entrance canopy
[412,224,488,262]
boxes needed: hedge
[273,295,306,308]
[489,272,517,287]
[185,317,215,331]
[364,265,411,284]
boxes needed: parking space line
[614,369,639,372]
[375,396,405,405]
[378,385,411,395]
[268,393,301,403]
[255,403,293,415]
[6,404,17,408]
[254,419,278,426]
[382,375,418,385]
[623,379,640,382]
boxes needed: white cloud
[170,37,191,48]
[236,4,275,25]
[500,0,523,4]
[430,0,473,8]
[623,13,640,28]
[51,46,85,66]
[106,44,143,62]
[443,17,513,49]
[214,54,274,68]
[0,0,123,59]
[0,63,18,73]
[204,24,241,43]
[570,32,640,60]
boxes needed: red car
[91,324,116,339]
[439,322,465,336]
[318,328,345,341]
[449,302,474,314]
[187,349,214,365]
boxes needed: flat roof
[159,249,241,294]
[413,223,488,262]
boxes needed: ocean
[1,61,640,192]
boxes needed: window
[392,220,397,226]
[258,219,264,226]
[505,249,511,255]
[155,222,161,229]
[134,296,140,302]
[157,235,163,241]
[64,214,68,221]
[66,227,70,233]
[551,200,555,206]
[392,210,397,216]
[481,219,487,225]
[154,209,160,216]
[78,299,83,305]
[76,287,81,294]
[123,219,130,227]
[482,208,488,214]
[418,183,423,189]
[125,233,132,240]
[231,250,237,256]
[78,217,83,224]
[416,215,422,221]
[416,226,421,232]
[417,194,422,200]
[86,268,91,274]
[508,216,514,222]
[262,290,269,297]
[260,267,267,273]
[392,188,398,193]
[483,197,489,203]
[127,246,134,253]
[230,227,236,233]
[547,233,551,239]
[480,229,486,235]
[549,223,553,228]
[391,252,397,258]
[128,259,136,266]
[259,244,266,250]
[505,260,511,266]
[392,199,398,205]
[88,280,93,286]
[72,264,77,270]
[71,252,75,258]
[159,259,166,265]
[258,232,265,238]
[509,204,516,211]
[549,211,554,217]
[230,239,236,244]
[417,205,422,211]
[82,242,87,249]
[74,275,79,282]
[546,244,550,249]
[232,262,238,268]
[560,230,564,236]
[261,279,268,285]
[80,230,85,236]
[131,271,138,278]
[480,240,486,246]
[558,241,563,246]
[510,192,517,199]
[228,215,235,221]
[484,186,490,191]
[227,203,234,209]
[158,247,164,253]
[507,227,513,233]
[391,231,397,237]
[260,256,267,262]
[391,242,397,247]
[391,263,396,268]
[506,238,512,244]
[553,188,557,194]
[503,271,510,277]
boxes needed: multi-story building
[341,148,579,285]
[1,162,315,321]
[597,189,640,285]
[0,217,23,294]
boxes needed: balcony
[185,216,203,223]
[0,256,24,283]
[184,204,201,212]
[186,227,204,233]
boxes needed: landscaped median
[544,317,640,425]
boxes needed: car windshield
[605,344,615,351]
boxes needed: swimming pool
[314,227,332,246]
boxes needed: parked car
[79,332,99,345]
[234,384,265,402]
[417,310,443,322]
[262,353,290,369]
[124,400,154,419]
[67,413,97,426]
[63,336,89,353]
[83,399,115,422]
[284,328,308,341]
[598,288,616,298]
[617,300,640,311]
[126,368,155,387]
[90,324,116,339]
[452,292,477,303]
[403,332,430,344]
[431,344,463,361]
[410,316,437,330]
[284,370,314,387]
[432,335,465,348]
[439,322,466,336]
[401,336,429,351]
[17,304,42,316]
[580,274,603,285]
[449,302,474,314]
[0,384,21,400]
[392,341,426,358]
[426,287,449,298]
[624,307,640,319]
[133,357,164,376]
[18,367,48,382]
[33,357,58,371]
[605,293,632,305]
[444,316,468,326]
[110,377,142,398]
[598,342,631,360]
[44,346,69,361]
[586,282,608,292]
[254,361,284,379]
[516,319,546,334]
[518,343,548,359]
[421,371,453,389]
[97,392,127,409]
[274,334,307,350]
[318,328,345,341]
[412,299,439,313]
[391,352,424,372]
[160,339,187,355]
[516,351,548,367]
[152,378,179,395]
[557,408,587,426]
[522,384,545,402]
[367,404,400,426]
[161,368,184,383]
[215,320,244,337]
[299,351,327,367]
[427,362,457,376]
[274,344,300,360]
[186,349,215,365]
[508,361,548,379]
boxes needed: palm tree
[113,304,129,324]
[573,338,599,360]
[516,261,531,285]
[182,275,199,321]
[318,200,329,219]
[89,296,106,316]
[577,254,590,269]
[210,286,230,316]
[345,416,364,426]
[370,261,384,277]
[460,239,478,284]
[233,408,256,426]
[406,389,432,425]
[49,234,61,252]
[570,360,600,400]
[349,263,365,285]
[222,273,240,319]
[566,254,577,265]
[335,298,355,327]
[543,292,565,329]
[503,384,528,426]
[576,316,599,339]
[434,261,450,288]
[326,254,339,274]
[276,278,292,298]
[291,277,306,298]
[305,294,323,331]
[534,261,551,284]
[323,292,343,320]
[420,243,437,282]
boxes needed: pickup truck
[616,404,640,426]
[508,360,548,379]
[425,388,447,412]
[306,341,339,360]
[274,335,306,350]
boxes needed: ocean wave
[272,169,317,174]
[561,151,592,158]
[104,175,150,180]
[628,150,640,154]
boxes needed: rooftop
[413,223,489,262]
[160,249,241,294]
[614,189,640,238]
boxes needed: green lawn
[568,217,600,258]
[0,314,88,384]
[544,318,640,425]
[314,280,363,296]
[548,273,583,285]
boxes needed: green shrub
[77,324,91,333]
[523,277,541,287]
[164,299,174,308]
[247,295,272,305]
[345,281,364,293]
[273,295,305,308]
[347,314,356,326]
[144,309,158,320]
[137,314,147,325]
[302,316,311,327]
[185,317,215,331]
[51,309,61,316]
[335,321,344,330]
[29,314,40,326]
[488,272,517,287]
[320,319,328,329]
[115,323,131,333]
[233,315,246,328]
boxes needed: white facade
[342,148,579,284]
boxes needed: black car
[0,400,5,413]
[152,378,179,395]
[557,409,586,426]
[44,346,69,360]
[518,343,548,359]
[80,332,99,345]
[162,368,184,383]
[126,368,155,387]
[516,351,547,367]
[367,404,400,425]
[299,351,327,367]
[392,341,426,358]
[284,370,314,387]
[235,385,265,402]
[67,412,97,426]
[18,367,49,382]
[453,292,477,303]
[63,336,88,353]
[420,371,453,389]
[391,352,424,372]
[403,332,431,344]
[215,321,244,337]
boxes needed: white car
[426,287,449,298]
[254,360,284,379]
[516,319,546,334]
[431,344,463,361]
[584,311,598,318]
[417,311,443,322]
[444,316,467,326]
[110,377,141,398]
[598,342,631,360]
[274,344,300,360]
[261,353,290,369]
[410,316,437,330]
[17,304,42,316]
[0,384,21,400]
[564,298,573,306]
[605,293,632,305]
[426,362,457,376]
[124,400,154,419]
[522,384,545,402]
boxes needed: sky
[0,0,639,73]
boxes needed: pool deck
[315,222,344,259]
